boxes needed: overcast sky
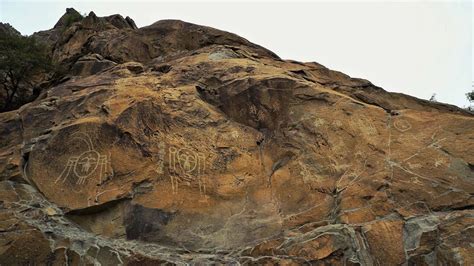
[1,0,472,108]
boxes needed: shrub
[63,12,84,29]
[467,91,474,103]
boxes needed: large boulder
[1,8,473,264]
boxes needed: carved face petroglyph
[393,118,412,132]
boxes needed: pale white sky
[1,0,472,108]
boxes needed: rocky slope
[0,9,473,265]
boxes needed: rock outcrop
[0,22,21,36]
[0,8,473,265]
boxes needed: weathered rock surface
[1,8,473,265]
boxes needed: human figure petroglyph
[249,105,257,115]
[270,101,281,112]
[256,110,266,121]
[248,104,267,121]
[169,147,206,195]
[55,132,111,186]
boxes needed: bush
[63,12,84,29]
[467,91,474,103]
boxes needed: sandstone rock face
[1,9,473,265]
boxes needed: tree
[467,91,474,103]
[0,31,52,111]
[466,90,474,111]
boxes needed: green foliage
[63,12,84,29]
[467,91,474,103]
[0,33,52,111]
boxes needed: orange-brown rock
[0,8,473,264]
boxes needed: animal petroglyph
[169,147,206,195]
[55,133,111,186]
[393,118,412,132]
[434,158,449,168]
[407,162,422,169]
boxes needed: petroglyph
[55,133,112,187]
[256,110,266,121]
[169,147,206,195]
[314,118,326,128]
[155,142,166,175]
[393,118,412,132]
[332,120,343,128]
[386,114,453,186]
[215,130,242,148]
[351,115,377,136]
[230,131,240,140]
[434,158,449,168]
[407,162,422,169]
[249,105,257,115]
[335,159,369,193]
[270,101,281,112]
[247,104,267,121]
[232,174,245,186]
[332,163,351,173]
[402,134,447,163]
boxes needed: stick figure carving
[169,147,206,195]
[55,132,111,186]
